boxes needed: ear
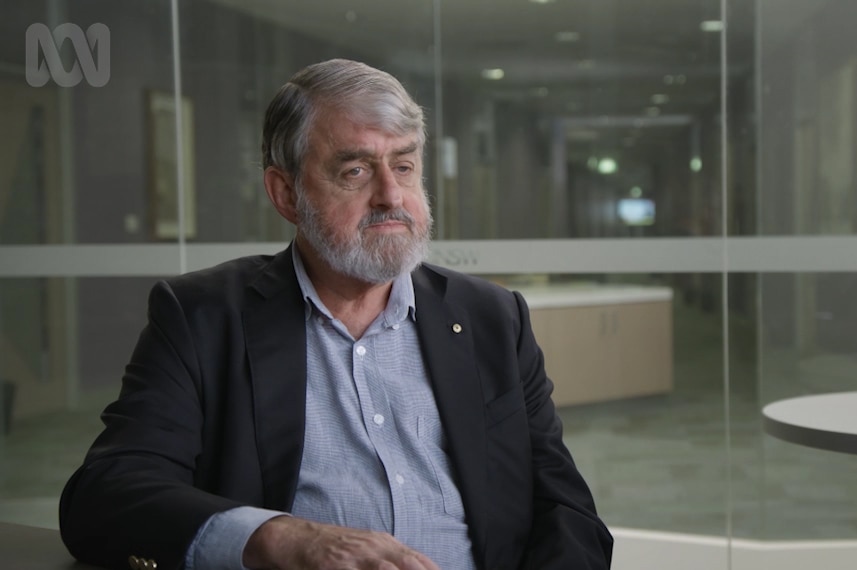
[264,166,298,224]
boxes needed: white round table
[762,391,857,455]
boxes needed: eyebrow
[333,141,420,165]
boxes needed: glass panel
[759,0,857,238]
[0,276,161,528]
[0,0,176,245]
[746,0,857,543]
[180,0,437,243]
[440,0,726,239]
[754,272,857,540]
[486,271,728,535]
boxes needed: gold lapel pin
[452,323,462,333]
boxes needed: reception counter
[517,285,674,407]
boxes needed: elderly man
[60,59,612,570]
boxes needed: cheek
[405,193,430,224]
[328,202,367,233]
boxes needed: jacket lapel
[412,267,490,564]
[243,245,307,511]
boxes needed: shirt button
[356,345,367,356]
[395,473,405,485]
[392,323,400,330]
[373,413,385,426]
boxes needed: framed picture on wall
[146,89,197,240]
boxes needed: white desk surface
[762,391,857,455]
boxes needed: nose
[371,164,404,210]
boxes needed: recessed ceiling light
[481,68,505,80]
[651,93,670,105]
[530,0,556,4]
[700,20,724,32]
[690,157,703,172]
[555,31,580,42]
[598,158,618,175]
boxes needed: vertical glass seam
[753,0,768,541]
[433,0,444,239]
[171,0,187,274]
[721,0,734,566]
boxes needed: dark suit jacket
[59,245,613,570]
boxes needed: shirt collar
[291,243,417,325]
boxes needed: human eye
[337,164,371,190]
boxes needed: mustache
[358,208,415,230]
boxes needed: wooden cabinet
[523,288,673,407]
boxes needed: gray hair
[261,59,426,179]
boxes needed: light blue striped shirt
[186,248,476,569]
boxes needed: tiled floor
[1,300,856,541]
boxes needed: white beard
[295,186,432,284]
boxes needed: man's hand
[243,515,442,570]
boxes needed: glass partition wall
[1,0,855,568]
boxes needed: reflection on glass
[0,277,162,528]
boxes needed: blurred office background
[0,0,855,567]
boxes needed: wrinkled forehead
[312,96,425,148]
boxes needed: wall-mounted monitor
[618,198,655,226]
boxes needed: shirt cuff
[185,506,286,570]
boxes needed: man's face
[294,106,432,284]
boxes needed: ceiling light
[630,186,643,198]
[530,0,556,4]
[651,93,670,105]
[481,68,505,80]
[645,106,661,117]
[555,31,580,42]
[598,158,618,175]
[690,157,703,172]
[700,20,724,32]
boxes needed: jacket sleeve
[512,291,614,569]
[59,280,244,570]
